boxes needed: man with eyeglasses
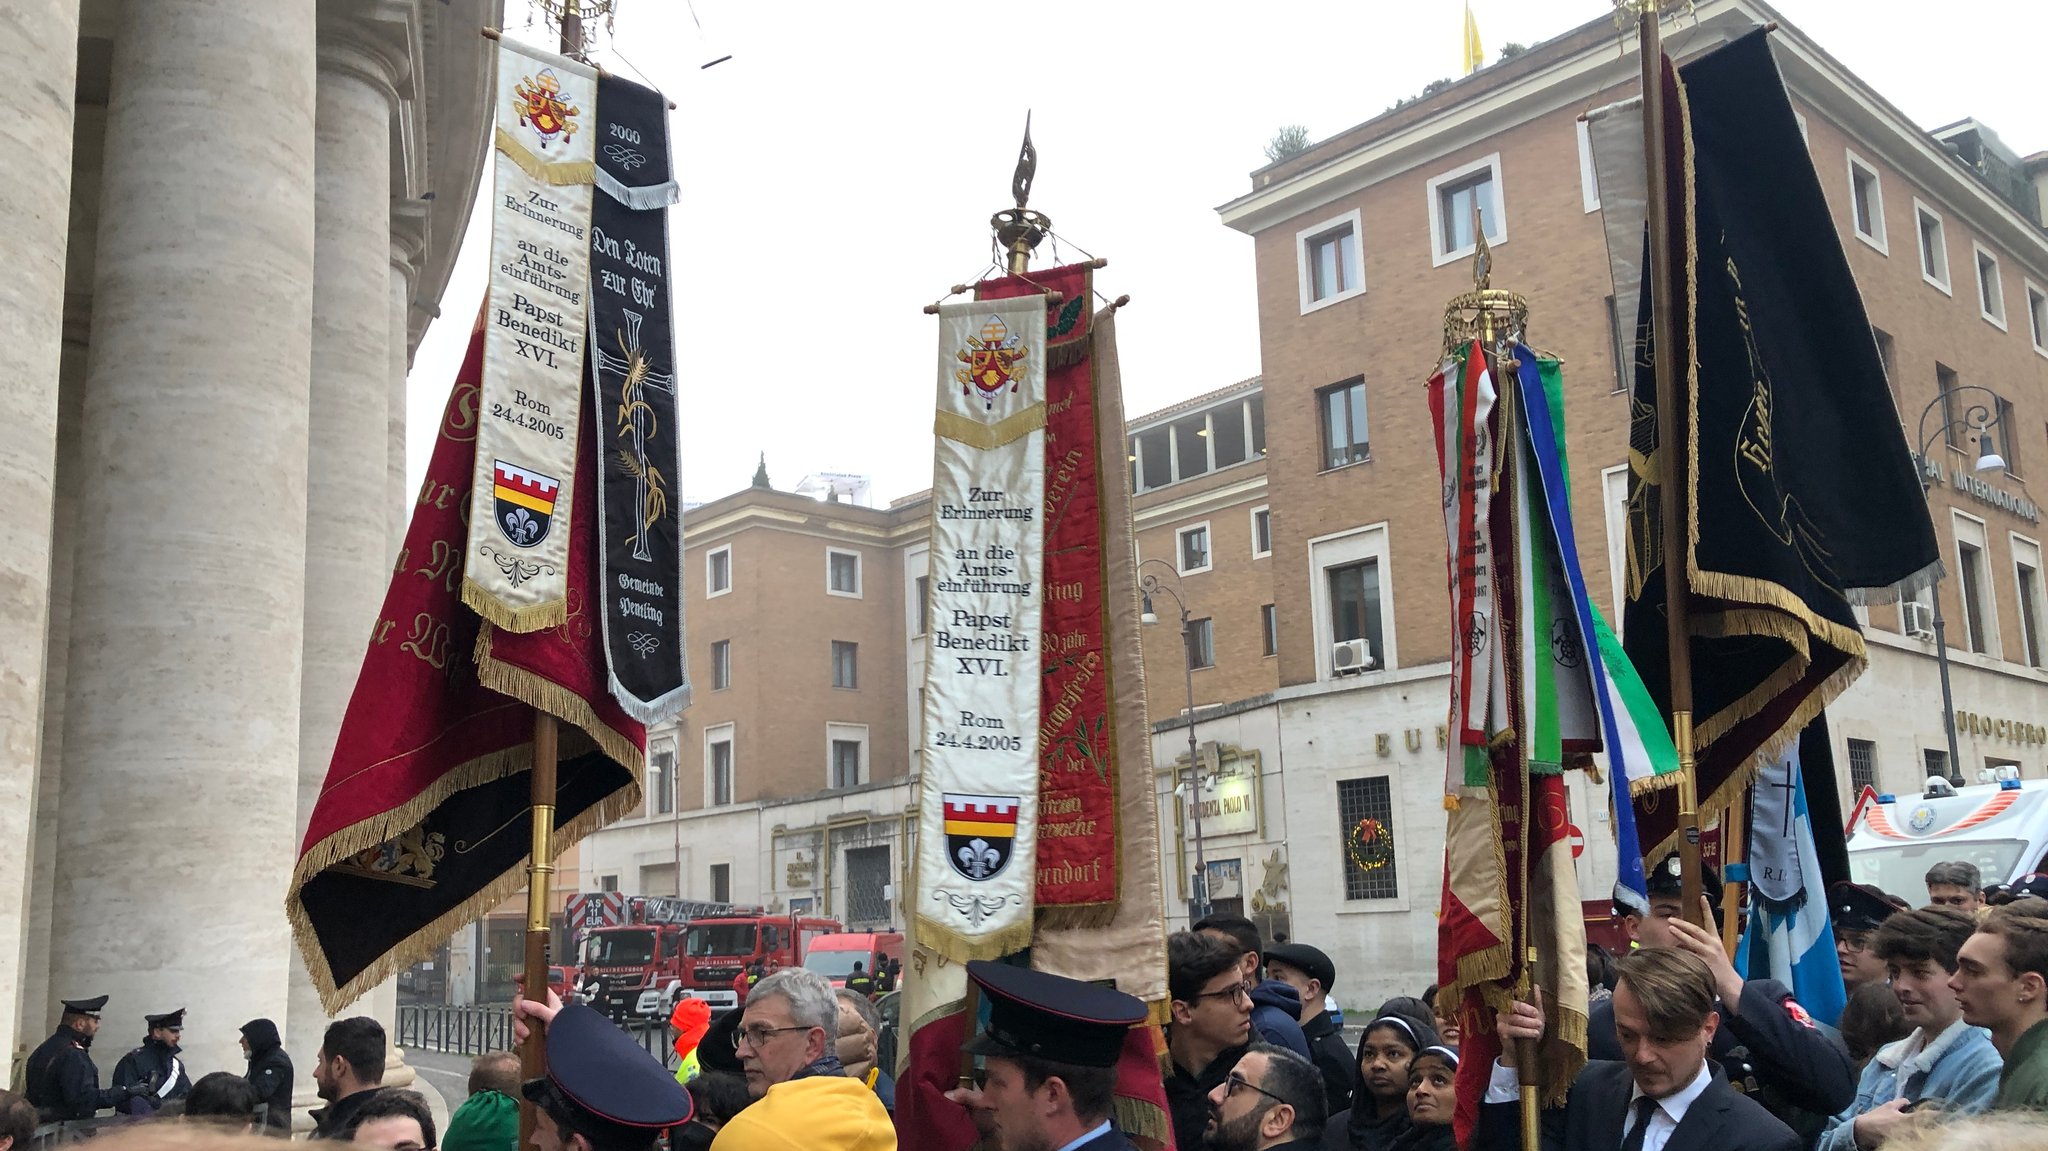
[1168,930,1255,1151]
[1201,1044,1327,1151]
[710,967,895,1149]
[1833,882,1909,993]
[111,1007,190,1112]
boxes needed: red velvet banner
[287,318,644,1012]
[976,264,1119,914]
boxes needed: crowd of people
[14,857,2048,1151]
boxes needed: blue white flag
[1735,749,1848,1027]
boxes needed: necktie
[1620,1096,1661,1151]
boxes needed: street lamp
[1916,384,2007,784]
[1139,557,1210,922]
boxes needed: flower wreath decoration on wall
[1347,816,1394,871]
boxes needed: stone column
[47,0,318,1079]
[0,0,80,1081]
[388,211,427,563]
[16,342,87,1059]
[284,9,408,1102]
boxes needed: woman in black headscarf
[1386,1046,1458,1151]
[1321,1001,1439,1151]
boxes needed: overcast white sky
[408,0,2048,507]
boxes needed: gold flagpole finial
[992,113,1051,276]
[1471,202,1492,292]
[1441,201,1525,355]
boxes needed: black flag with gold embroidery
[1620,29,1937,858]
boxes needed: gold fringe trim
[1045,335,1092,372]
[1036,901,1118,930]
[1628,766,1684,798]
[933,403,1047,450]
[1441,942,1513,1006]
[912,916,1035,965]
[1144,998,1171,1028]
[1539,1007,1590,1105]
[287,743,642,1013]
[475,625,647,775]
[495,127,596,185]
[1113,1097,1170,1147]
[462,578,569,634]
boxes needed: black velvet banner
[1625,30,1938,857]
[587,73,688,723]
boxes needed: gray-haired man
[1926,861,1984,912]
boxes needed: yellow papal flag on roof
[1462,2,1484,74]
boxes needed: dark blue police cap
[962,960,1146,1069]
[1829,881,1907,932]
[1645,853,1722,907]
[1987,873,2048,905]
[520,1004,692,1131]
[697,1006,744,1075]
[61,995,108,1016]
[145,1008,185,1029]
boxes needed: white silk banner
[462,39,598,632]
[914,296,1047,962]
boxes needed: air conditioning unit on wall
[1903,600,1936,640]
[1332,638,1375,674]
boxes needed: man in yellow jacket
[713,968,895,1150]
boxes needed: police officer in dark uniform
[111,1008,193,1111]
[845,961,877,998]
[521,1000,694,1151]
[1829,881,1908,993]
[946,960,1148,1151]
[25,996,155,1122]
[1597,856,1857,1146]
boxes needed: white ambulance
[1846,769,2048,906]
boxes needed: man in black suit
[1477,948,1799,1151]
[1600,858,1855,1142]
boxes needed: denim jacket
[1816,1018,2002,1151]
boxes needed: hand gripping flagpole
[1625,0,1710,931]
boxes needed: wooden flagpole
[1482,289,1542,1151]
[517,8,582,1147]
[1636,3,1709,930]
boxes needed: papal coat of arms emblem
[493,459,562,548]
[514,68,580,148]
[954,315,1028,410]
[943,793,1019,881]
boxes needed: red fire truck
[648,908,844,1016]
[572,896,839,1019]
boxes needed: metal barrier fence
[396,1003,677,1069]
[395,1004,517,1056]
